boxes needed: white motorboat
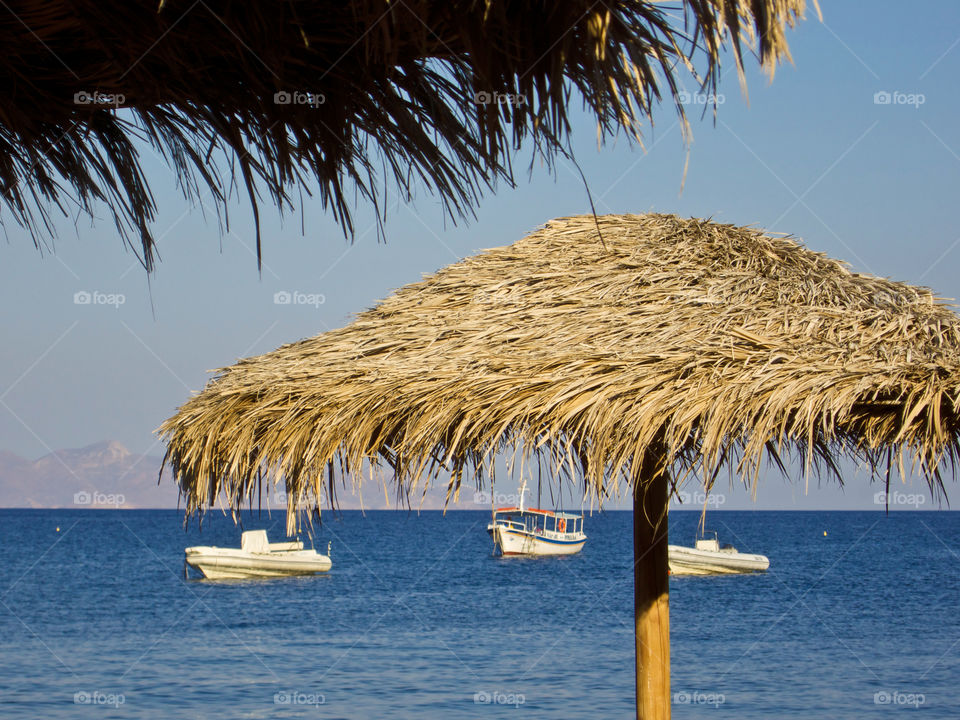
[668,532,769,576]
[184,529,332,579]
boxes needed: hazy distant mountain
[0,440,486,510]
[0,440,177,508]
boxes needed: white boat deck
[185,530,332,579]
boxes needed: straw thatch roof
[1,1,811,270]
[161,214,960,531]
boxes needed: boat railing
[268,541,303,552]
[493,511,584,537]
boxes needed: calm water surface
[0,509,957,718]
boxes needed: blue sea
[0,509,957,718]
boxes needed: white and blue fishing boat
[486,483,587,556]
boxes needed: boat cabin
[693,531,736,553]
[493,507,582,536]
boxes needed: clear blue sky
[2,1,958,509]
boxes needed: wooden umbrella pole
[634,440,671,720]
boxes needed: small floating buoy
[823,531,827,537]
[56,527,60,532]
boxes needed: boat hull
[488,525,586,556]
[668,545,769,575]
[184,547,332,579]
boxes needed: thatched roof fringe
[161,214,960,533]
[2,1,810,270]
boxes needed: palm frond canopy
[1,0,811,270]
[161,214,960,532]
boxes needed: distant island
[0,440,488,510]
[0,440,177,508]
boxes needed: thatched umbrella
[160,214,960,719]
[1,1,812,270]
